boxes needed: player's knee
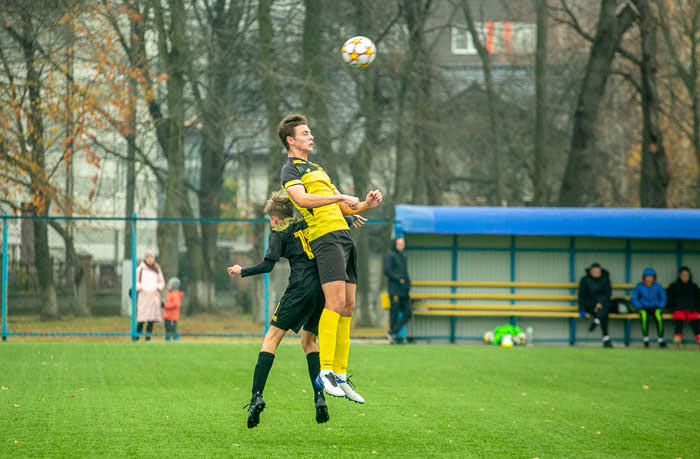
[342,299,355,316]
[326,294,346,312]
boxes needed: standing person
[666,266,700,346]
[279,114,382,402]
[631,267,667,348]
[383,237,411,344]
[577,262,613,347]
[163,277,182,341]
[228,191,366,428]
[134,250,164,341]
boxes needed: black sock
[306,351,323,398]
[252,352,275,396]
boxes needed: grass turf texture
[0,343,698,458]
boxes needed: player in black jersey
[228,191,364,428]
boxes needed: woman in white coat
[134,249,165,341]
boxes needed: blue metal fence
[1,214,391,341]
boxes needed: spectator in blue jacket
[631,267,667,348]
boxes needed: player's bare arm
[336,189,383,216]
[286,184,359,209]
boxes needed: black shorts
[310,230,358,285]
[270,267,325,335]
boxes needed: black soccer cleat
[658,340,667,348]
[315,393,329,424]
[245,392,266,429]
[603,340,613,348]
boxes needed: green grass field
[0,342,698,458]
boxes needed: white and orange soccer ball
[341,36,377,68]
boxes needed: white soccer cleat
[315,372,345,398]
[336,376,365,404]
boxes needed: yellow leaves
[156,73,168,83]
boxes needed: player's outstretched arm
[227,259,276,278]
[286,184,359,210]
[337,189,383,216]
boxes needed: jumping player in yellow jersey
[278,114,382,403]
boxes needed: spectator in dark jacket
[578,262,612,347]
[666,266,700,345]
[384,237,411,343]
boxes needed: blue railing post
[131,213,137,340]
[263,224,270,335]
[2,213,8,341]
[569,237,576,345]
[449,235,458,343]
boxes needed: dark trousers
[134,321,154,341]
[389,295,412,335]
[164,320,178,341]
[584,301,609,336]
[640,308,664,337]
[673,319,700,337]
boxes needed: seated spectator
[578,262,612,347]
[631,267,667,348]
[665,266,700,346]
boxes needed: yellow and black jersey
[280,156,349,241]
[240,215,356,285]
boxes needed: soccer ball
[516,332,527,346]
[341,36,377,68]
[483,331,494,344]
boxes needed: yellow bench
[380,281,672,345]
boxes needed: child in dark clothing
[666,266,700,345]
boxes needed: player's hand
[352,215,367,228]
[366,189,383,208]
[340,194,360,209]
[227,265,243,277]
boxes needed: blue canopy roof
[395,205,700,239]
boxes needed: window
[451,22,536,56]
[451,26,477,55]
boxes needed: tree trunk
[636,0,668,207]
[533,0,548,205]
[559,0,637,206]
[20,10,58,320]
[258,0,284,194]
[462,0,503,205]
[302,0,338,182]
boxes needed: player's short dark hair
[278,114,308,150]
[264,191,295,219]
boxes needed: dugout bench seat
[381,281,672,346]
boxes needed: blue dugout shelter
[392,205,700,345]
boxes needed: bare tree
[636,0,669,207]
[558,0,638,206]
[533,0,548,205]
[461,0,504,205]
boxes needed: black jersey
[241,216,355,286]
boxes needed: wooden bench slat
[411,281,637,289]
[411,293,579,301]
[417,304,577,312]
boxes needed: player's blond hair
[263,191,295,219]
